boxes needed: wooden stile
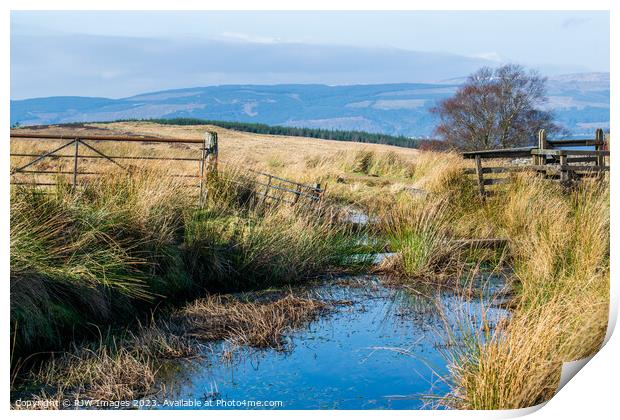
[462,128,610,197]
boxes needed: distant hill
[10,73,609,137]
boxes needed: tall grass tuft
[11,164,365,359]
[378,196,457,279]
[441,173,609,409]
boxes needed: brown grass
[440,174,609,409]
[12,322,202,409]
[175,293,327,350]
[11,122,610,411]
[12,291,329,409]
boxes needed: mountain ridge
[11,73,609,137]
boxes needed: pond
[156,275,508,410]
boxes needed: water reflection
[156,275,508,410]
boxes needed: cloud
[562,17,591,29]
[470,52,503,62]
[217,32,281,44]
[10,33,497,98]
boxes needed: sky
[11,10,610,99]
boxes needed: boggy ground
[10,123,610,410]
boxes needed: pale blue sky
[11,11,610,99]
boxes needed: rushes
[176,293,327,350]
[13,322,202,408]
[378,196,457,279]
[11,164,363,358]
[441,173,609,409]
[445,292,608,409]
[13,292,326,407]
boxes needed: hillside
[10,73,609,137]
[12,121,419,171]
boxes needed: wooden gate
[10,129,324,206]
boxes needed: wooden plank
[547,139,604,147]
[453,238,509,249]
[483,166,537,174]
[560,165,609,172]
[10,131,204,144]
[567,156,598,164]
[465,165,562,174]
[483,178,509,186]
[465,166,531,174]
[463,147,533,159]
[531,149,610,157]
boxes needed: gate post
[199,131,218,206]
[206,131,218,174]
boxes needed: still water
[158,275,507,410]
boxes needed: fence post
[200,131,219,206]
[72,138,79,188]
[536,129,547,166]
[595,128,605,168]
[199,136,207,206]
[559,152,569,183]
[475,154,485,197]
[262,175,272,204]
[292,184,302,206]
[604,131,610,169]
[316,183,326,208]
[206,131,218,174]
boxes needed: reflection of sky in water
[157,275,508,410]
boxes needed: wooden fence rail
[462,128,610,196]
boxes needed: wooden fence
[10,130,324,206]
[462,128,610,196]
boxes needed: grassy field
[10,122,609,409]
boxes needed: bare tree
[431,64,562,151]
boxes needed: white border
[3,1,617,419]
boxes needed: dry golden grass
[11,121,417,173]
[441,174,609,409]
[10,122,610,411]
[90,121,419,165]
[10,121,419,207]
[12,322,202,409]
[175,293,327,350]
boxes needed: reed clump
[438,173,609,409]
[377,196,458,279]
[12,321,203,409]
[10,170,191,355]
[11,164,365,361]
[372,151,609,409]
[175,293,327,350]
